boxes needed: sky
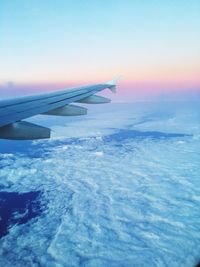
[0,0,200,101]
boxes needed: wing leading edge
[0,78,118,140]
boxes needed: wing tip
[106,76,121,93]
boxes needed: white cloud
[0,103,199,267]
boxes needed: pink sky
[0,79,199,102]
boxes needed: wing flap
[43,105,87,116]
[76,95,111,104]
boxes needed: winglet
[106,76,121,93]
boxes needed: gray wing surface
[0,79,118,140]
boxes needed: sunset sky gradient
[0,0,200,101]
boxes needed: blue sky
[0,0,200,99]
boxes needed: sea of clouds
[0,102,200,267]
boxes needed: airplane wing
[0,78,118,140]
